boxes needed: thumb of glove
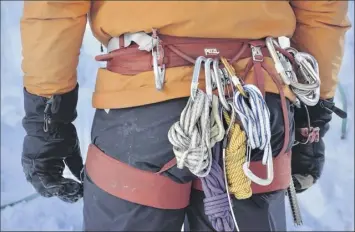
[35,174,83,203]
[64,142,84,182]
[56,178,83,203]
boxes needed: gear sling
[85,30,294,210]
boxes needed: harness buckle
[251,46,264,62]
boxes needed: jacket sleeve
[20,1,90,97]
[290,0,351,99]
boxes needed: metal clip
[151,32,166,91]
[265,37,291,85]
[286,48,321,106]
[191,56,207,101]
[204,58,215,104]
[220,57,247,98]
[279,53,296,80]
[243,145,274,186]
[212,59,231,111]
[251,46,264,62]
[43,97,53,132]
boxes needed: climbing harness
[96,29,315,230]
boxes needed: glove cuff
[23,84,79,133]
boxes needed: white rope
[210,96,225,147]
[233,85,272,165]
[168,91,224,178]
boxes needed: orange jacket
[21,1,351,109]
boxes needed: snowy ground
[1,1,354,231]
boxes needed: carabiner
[191,56,207,101]
[212,59,231,111]
[265,37,291,85]
[151,36,166,91]
[152,51,166,90]
[204,58,215,104]
[220,57,247,98]
[243,146,274,186]
[286,48,321,106]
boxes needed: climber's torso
[89,1,296,44]
[89,1,297,109]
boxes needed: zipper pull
[43,97,54,132]
[100,44,104,53]
[320,99,347,119]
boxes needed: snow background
[1,1,353,231]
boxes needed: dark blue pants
[83,94,294,231]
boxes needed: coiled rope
[201,141,235,232]
[233,84,273,185]
[167,92,224,177]
[223,111,252,199]
[233,85,272,165]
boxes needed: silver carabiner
[286,48,321,106]
[191,56,207,101]
[266,37,291,85]
[287,48,320,88]
[212,59,231,111]
[152,38,166,91]
[204,58,215,104]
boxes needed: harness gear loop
[223,109,252,199]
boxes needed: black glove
[21,84,83,203]
[291,98,346,193]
